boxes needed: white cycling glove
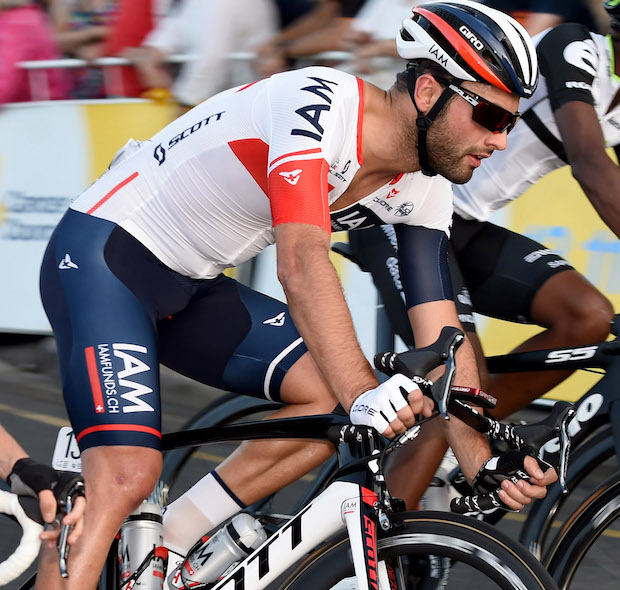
[349,374,421,435]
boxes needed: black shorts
[40,210,307,451]
[450,215,574,329]
[347,217,574,342]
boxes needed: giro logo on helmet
[460,25,484,51]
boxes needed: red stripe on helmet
[416,7,511,93]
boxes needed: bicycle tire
[278,510,559,590]
[545,471,620,590]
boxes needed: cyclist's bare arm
[0,425,57,527]
[1,424,86,544]
[555,100,620,238]
[275,222,432,437]
[275,222,379,408]
[0,425,30,480]
[408,301,557,509]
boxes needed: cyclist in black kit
[359,1,620,506]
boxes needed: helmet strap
[406,69,454,177]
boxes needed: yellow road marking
[0,402,70,428]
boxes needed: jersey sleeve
[403,175,453,235]
[395,225,454,309]
[265,69,359,233]
[537,23,599,111]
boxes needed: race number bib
[52,427,82,472]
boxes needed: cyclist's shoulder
[537,22,603,55]
[267,65,363,102]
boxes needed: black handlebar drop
[450,401,577,515]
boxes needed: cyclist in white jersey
[350,1,620,507]
[37,3,556,587]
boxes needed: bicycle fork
[343,484,400,590]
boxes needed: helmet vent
[433,7,465,31]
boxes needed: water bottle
[118,500,167,589]
[179,513,267,587]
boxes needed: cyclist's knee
[551,289,613,342]
[82,446,162,512]
[571,291,614,340]
[532,273,613,342]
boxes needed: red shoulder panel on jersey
[356,77,365,166]
[268,158,331,233]
[228,139,270,195]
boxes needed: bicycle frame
[486,333,620,467]
[162,413,401,590]
[481,324,620,555]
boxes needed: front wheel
[545,471,620,590]
[279,510,558,590]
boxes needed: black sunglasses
[448,84,520,135]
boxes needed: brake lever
[58,494,72,578]
[430,331,464,420]
[557,405,577,494]
[57,480,85,578]
[476,401,576,493]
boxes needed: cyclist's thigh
[157,278,308,403]
[40,210,193,452]
[452,215,574,323]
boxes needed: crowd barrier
[2,56,619,401]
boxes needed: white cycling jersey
[454,24,620,222]
[71,66,453,279]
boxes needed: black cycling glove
[471,450,550,496]
[7,457,59,497]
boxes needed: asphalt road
[0,334,618,589]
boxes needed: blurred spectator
[484,0,599,35]
[47,0,119,98]
[254,0,367,77]
[126,0,278,109]
[344,0,414,88]
[0,1,70,104]
[100,0,171,97]
[272,0,314,28]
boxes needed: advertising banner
[0,99,176,333]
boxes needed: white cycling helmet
[397,0,538,98]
